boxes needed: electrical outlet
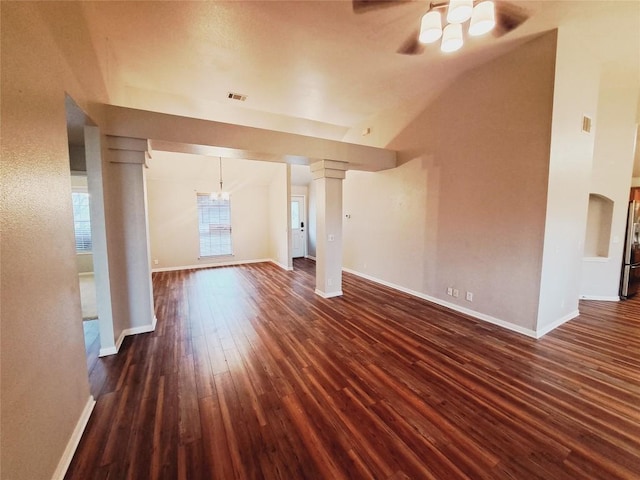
[466,291,473,302]
[453,289,459,298]
[153,259,159,265]
[328,234,335,242]
[328,278,333,286]
[447,287,453,296]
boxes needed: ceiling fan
[352,0,530,55]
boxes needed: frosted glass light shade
[441,23,463,52]
[469,1,496,36]
[447,0,473,24]
[210,191,230,201]
[419,11,443,44]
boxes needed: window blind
[197,194,232,257]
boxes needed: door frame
[291,194,307,259]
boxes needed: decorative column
[310,159,348,298]
[105,136,156,340]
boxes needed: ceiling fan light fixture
[446,0,473,24]
[469,1,496,36]
[419,11,443,44]
[441,23,463,52]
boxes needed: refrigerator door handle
[624,201,635,265]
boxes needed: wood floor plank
[67,259,640,479]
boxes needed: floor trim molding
[535,310,580,338]
[152,258,271,272]
[270,260,294,271]
[98,345,117,357]
[579,295,620,301]
[101,315,158,357]
[51,396,96,480]
[342,267,539,338]
[314,288,344,298]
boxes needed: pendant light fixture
[469,1,496,36]
[441,23,464,52]
[446,0,473,24]
[419,10,443,44]
[210,156,230,201]
[418,0,496,53]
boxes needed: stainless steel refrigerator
[620,200,640,298]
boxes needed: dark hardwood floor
[67,258,640,479]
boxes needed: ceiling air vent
[227,92,247,102]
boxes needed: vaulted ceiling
[67,1,638,146]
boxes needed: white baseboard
[51,396,96,480]
[314,288,344,299]
[270,260,293,271]
[579,295,620,301]
[535,310,579,338]
[100,315,158,357]
[342,267,539,338]
[78,272,94,277]
[152,258,271,273]
[98,345,117,357]
[305,255,316,261]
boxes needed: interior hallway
[69,258,640,479]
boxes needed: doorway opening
[291,194,306,259]
[66,96,116,389]
[290,164,315,273]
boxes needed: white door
[291,195,306,258]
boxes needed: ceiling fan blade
[397,29,424,55]
[352,0,415,14]
[493,1,530,37]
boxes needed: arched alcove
[584,193,614,258]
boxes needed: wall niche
[584,193,614,258]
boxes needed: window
[197,193,232,257]
[72,191,92,252]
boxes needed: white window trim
[196,193,233,258]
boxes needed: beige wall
[343,32,557,333]
[0,3,107,479]
[344,158,427,291]
[146,154,276,269]
[104,159,155,334]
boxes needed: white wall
[146,154,276,269]
[580,71,639,299]
[269,164,291,269]
[536,26,601,331]
[342,32,558,334]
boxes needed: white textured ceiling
[76,1,638,144]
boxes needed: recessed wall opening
[584,193,614,258]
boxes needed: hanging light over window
[419,11,443,44]
[210,156,230,201]
[446,0,473,24]
[441,23,463,52]
[469,1,496,36]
